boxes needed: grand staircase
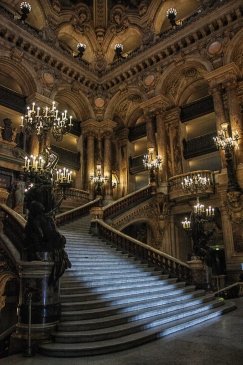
[39,215,235,357]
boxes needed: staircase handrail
[91,218,192,283]
[0,204,26,260]
[102,185,154,220]
[54,187,90,201]
[55,198,101,226]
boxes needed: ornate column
[81,120,98,191]
[164,108,183,177]
[103,131,112,200]
[117,128,129,197]
[225,77,243,164]
[86,132,95,191]
[156,111,168,186]
[144,111,156,150]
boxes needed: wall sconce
[166,8,177,27]
[114,43,126,59]
[74,43,86,58]
[20,2,31,22]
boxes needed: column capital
[81,119,98,136]
[205,62,240,86]
[26,93,54,107]
[165,107,181,123]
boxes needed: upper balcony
[168,170,215,202]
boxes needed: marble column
[209,85,227,167]
[165,108,183,177]
[225,79,243,164]
[86,132,95,191]
[156,112,168,185]
[103,131,112,200]
[145,112,156,150]
[117,128,129,198]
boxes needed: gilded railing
[90,219,192,284]
[55,198,101,226]
[103,185,154,221]
[168,170,215,201]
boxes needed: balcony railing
[183,132,217,159]
[168,170,215,201]
[103,185,153,221]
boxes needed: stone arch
[155,58,212,105]
[224,29,243,72]
[52,85,95,121]
[105,87,146,124]
[0,55,38,96]
[120,217,158,244]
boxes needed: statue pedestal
[187,259,206,289]
[10,259,60,354]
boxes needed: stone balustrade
[168,170,215,201]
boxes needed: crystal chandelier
[181,173,211,194]
[181,216,191,230]
[21,101,73,142]
[90,162,108,184]
[166,8,177,27]
[213,122,239,151]
[143,147,162,171]
[20,2,31,22]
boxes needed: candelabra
[21,101,73,146]
[90,162,108,197]
[20,2,31,22]
[74,43,86,58]
[181,196,215,259]
[55,167,73,199]
[181,173,211,194]
[166,8,177,27]
[213,122,240,192]
[114,44,126,59]
[143,147,162,183]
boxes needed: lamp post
[213,122,240,192]
[143,147,162,184]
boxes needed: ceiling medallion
[207,40,223,55]
[144,74,155,86]
[94,97,105,108]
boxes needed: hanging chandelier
[90,161,108,184]
[181,173,211,194]
[143,147,162,171]
[213,122,239,151]
[21,101,73,142]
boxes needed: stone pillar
[225,78,243,164]
[156,112,168,187]
[145,112,156,150]
[117,128,129,198]
[86,132,95,191]
[76,133,83,190]
[165,108,183,177]
[103,131,112,200]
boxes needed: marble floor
[1,298,243,365]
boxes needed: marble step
[60,289,204,310]
[60,294,215,321]
[60,277,178,292]
[60,282,189,302]
[39,303,236,357]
